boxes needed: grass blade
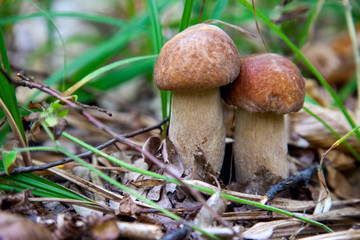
[62,55,158,97]
[0,167,90,201]
[0,12,146,30]
[0,28,25,142]
[0,28,30,164]
[179,0,195,31]
[211,0,229,19]
[297,0,324,48]
[148,0,169,128]
[343,0,360,115]
[148,0,163,54]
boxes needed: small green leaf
[2,149,17,175]
[44,114,58,127]
[51,101,69,118]
[55,108,69,118]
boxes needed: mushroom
[154,23,240,179]
[222,53,305,184]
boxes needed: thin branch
[251,0,268,52]
[0,117,168,177]
[17,72,112,116]
[260,165,317,205]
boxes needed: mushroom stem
[169,88,226,178]
[234,109,289,184]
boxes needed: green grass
[0,28,26,143]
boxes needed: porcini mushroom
[154,23,240,179]
[222,53,305,184]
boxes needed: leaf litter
[2,78,360,239]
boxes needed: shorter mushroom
[222,53,305,185]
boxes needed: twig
[0,117,168,177]
[251,0,268,52]
[260,165,317,205]
[17,72,112,116]
[162,226,191,240]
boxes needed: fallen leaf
[194,191,227,227]
[0,211,54,240]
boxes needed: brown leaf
[326,165,355,199]
[53,214,86,240]
[0,190,34,215]
[301,26,360,85]
[142,136,162,168]
[194,191,227,227]
[115,193,139,216]
[291,103,360,153]
[0,211,54,240]
[162,137,184,178]
[147,185,162,202]
[131,179,164,189]
[89,216,120,240]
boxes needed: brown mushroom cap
[154,23,240,91]
[223,53,305,115]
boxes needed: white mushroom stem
[234,109,289,184]
[169,88,225,177]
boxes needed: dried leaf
[54,214,86,240]
[147,185,162,202]
[291,103,360,153]
[115,193,139,216]
[301,26,360,85]
[242,221,280,240]
[326,165,354,199]
[90,216,120,240]
[0,211,54,240]
[0,190,34,214]
[313,187,332,215]
[194,191,227,227]
[162,137,184,178]
[142,136,162,168]
[323,149,357,171]
[131,179,164,189]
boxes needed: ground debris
[0,210,54,240]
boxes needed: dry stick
[0,118,168,177]
[251,0,268,52]
[3,71,241,238]
[260,164,317,205]
[17,72,112,117]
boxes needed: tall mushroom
[154,24,240,179]
[222,53,305,184]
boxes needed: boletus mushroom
[222,53,305,184]
[154,23,240,179]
